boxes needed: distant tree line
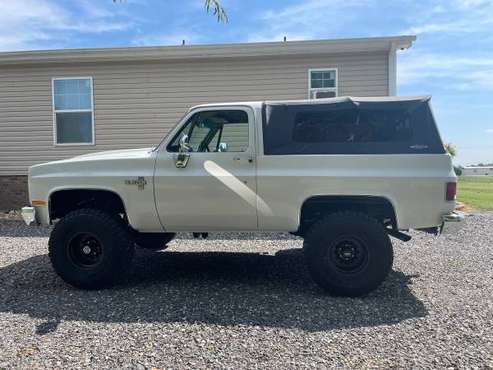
[443,143,492,175]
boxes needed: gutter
[0,35,416,66]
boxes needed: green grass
[457,176,493,211]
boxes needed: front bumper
[440,211,466,235]
[21,206,36,225]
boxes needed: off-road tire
[48,208,135,289]
[304,211,393,297]
[135,232,176,251]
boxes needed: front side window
[52,77,94,145]
[168,110,249,153]
[309,69,337,99]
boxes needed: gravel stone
[0,214,492,368]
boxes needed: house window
[309,69,338,99]
[52,77,94,145]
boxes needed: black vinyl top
[262,96,445,155]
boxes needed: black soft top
[262,96,445,155]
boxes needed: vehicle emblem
[125,176,147,190]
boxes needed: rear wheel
[48,208,135,289]
[135,232,176,251]
[304,212,393,297]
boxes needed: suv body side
[29,98,455,233]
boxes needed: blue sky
[0,0,492,164]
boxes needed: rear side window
[292,108,413,143]
[263,99,444,155]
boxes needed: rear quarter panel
[256,154,456,231]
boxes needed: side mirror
[217,142,228,152]
[175,134,191,168]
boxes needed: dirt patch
[455,201,476,214]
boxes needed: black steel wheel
[67,232,104,268]
[304,211,393,297]
[328,235,369,273]
[49,208,135,289]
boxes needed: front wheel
[304,212,393,297]
[48,208,135,289]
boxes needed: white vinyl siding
[0,52,389,175]
[52,77,94,145]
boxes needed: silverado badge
[125,176,147,190]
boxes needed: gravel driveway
[0,214,492,368]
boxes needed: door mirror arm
[175,134,191,168]
[179,134,191,153]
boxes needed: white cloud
[0,0,134,51]
[404,21,471,34]
[397,0,493,92]
[402,0,493,35]
[486,129,493,133]
[246,0,370,42]
[398,52,493,90]
[456,0,493,9]
[248,0,493,42]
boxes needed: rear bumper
[440,211,465,235]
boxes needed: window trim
[52,76,95,146]
[308,68,338,99]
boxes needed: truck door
[154,106,258,231]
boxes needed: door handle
[233,156,254,163]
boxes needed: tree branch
[113,0,228,23]
[204,0,228,23]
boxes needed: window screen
[53,78,94,144]
[263,98,445,155]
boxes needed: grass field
[457,176,493,211]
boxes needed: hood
[30,147,154,176]
[69,147,154,162]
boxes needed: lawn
[457,176,493,211]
